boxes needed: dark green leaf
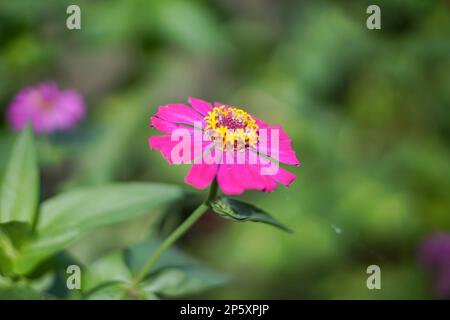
[210,198,293,233]
[0,126,39,225]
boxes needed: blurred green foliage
[0,0,449,299]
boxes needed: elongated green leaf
[14,183,184,275]
[0,227,15,276]
[210,198,293,233]
[38,183,183,231]
[0,222,32,276]
[0,126,39,225]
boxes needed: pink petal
[237,164,273,192]
[155,104,204,125]
[216,162,280,195]
[215,149,289,194]
[214,102,226,108]
[188,97,212,115]
[270,142,300,165]
[149,133,209,164]
[149,135,196,164]
[271,166,297,187]
[217,164,245,195]
[257,124,300,166]
[149,136,177,164]
[7,83,85,134]
[248,164,278,192]
[254,117,269,129]
[151,116,195,134]
[185,163,218,189]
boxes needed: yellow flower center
[204,106,259,152]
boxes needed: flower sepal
[210,197,293,233]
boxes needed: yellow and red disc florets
[204,106,259,152]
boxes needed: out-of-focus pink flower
[7,82,85,134]
[149,98,300,195]
[419,233,450,299]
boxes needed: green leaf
[83,251,132,293]
[126,238,230,298]
[0,285,43,299]
[124,238,195,275]
[0,222,33,248]
[37,252,83,299]
[86,283,131,300]
[0,227,16,276]
[139,266,229,298]
[82,251,137,300]
[210,198,293,233]
[14,183,184,275]
[84,238,229,299]
[86,283,156,300]
[138,268,186,293]
[0,222,33,276]
[0,126,39,225]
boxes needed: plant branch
[131,179,219,287]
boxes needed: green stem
[207,178,218,204]
[131,180,219,286]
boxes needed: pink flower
[419,233,450,298]
[149,98,300,195]
[420,233,450,269]
[6,82,86,134]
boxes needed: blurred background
[0,0,449,299]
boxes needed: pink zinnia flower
[6,82,85,134]
[149,98,300,195]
